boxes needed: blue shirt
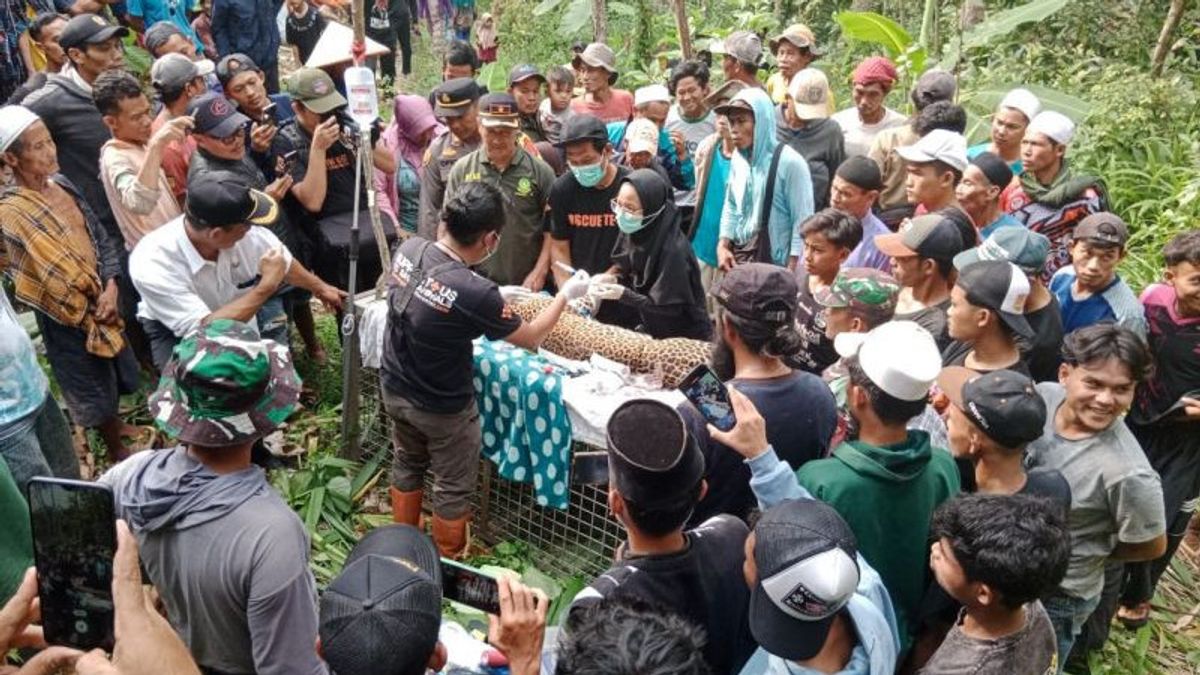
[692,152,729,268]
[127,0,204,53]
[1050,267,1147,337]
[843,211,892,272]
[967,142,1022,174]
[0,292,48,434]
[979,212,1023,240]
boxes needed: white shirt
[130,216,292,337]
[831,106,907,158]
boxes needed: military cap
[433,77,483,118]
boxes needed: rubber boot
[390,487,423,527]
[432,513,470,559]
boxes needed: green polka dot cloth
[472,339,574,509]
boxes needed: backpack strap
[755,143,787,263]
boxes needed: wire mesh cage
[359,366,623,579]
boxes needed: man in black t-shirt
[941,260,1033,376]
[381,182,590,558]
[875,213,965,349]
[548,114,627,289]
[284,0,327,66]
[568,399,756,675]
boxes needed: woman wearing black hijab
[592,169,712,340]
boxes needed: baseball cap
[215,53,261,87]
[185,170,277,228]
[634,84,670,108]
[998,87,1040,123]
[187,92,249,138]
[478,92,520,129]
[769,23,821,56]
[713,95,754,118]
[432,77,483,118]
[573,42,618,74]
[717,30,763,66]
[835,156,883,192]
[149,318,299,447]
[955,260,1034,338]
[606,399,704,508]
[954,228,1051,276]
[286,67,347,114]
[834,321,940,401]
[624,118,658,155]
[713,262,798,324]
[749,499,859,661]
[0,105,40,153]
[151,53,214,90]
[557,114,608,147]
[936,366,1047,448]
[1026,110,1074,146]
[507,63,545,88]
[815,268,900,325]
[59,13,128,52]
[320,525,443,675]
[705,79,748,108]
[911,69,956,108]
[896,129,968,171]
[1073,212,1129,248]
[788,69,830,120]
[875,214,965,261]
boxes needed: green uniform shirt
[417,130,482,240]
[444,146,555,286]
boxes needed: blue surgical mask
[570,160,605,188]
[611,199,663,235]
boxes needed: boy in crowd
[559,598,710,675]
[896,128,966,215]
[924,493,1069,674]
[538,65,575,144]
[791,208,863,375]
[569,399,756,674]
[1114,231,1200,629]
[1050,212,1146,336]
[1025,324,1165,669]
[508,64,546,142]
[956,151,1021,239]
[831,156,891,272]
[664,59,714,218]
[955,228,1064,382]
[941,260,1033,375]
[875,214,965,349]
[796,321,960,651]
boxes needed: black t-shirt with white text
[285,6,328,66]
[549,165,629,275]
[275,120,366,221]
[790,272,839,375]
[380,238,522,413]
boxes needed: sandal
[1117,602,1152,630]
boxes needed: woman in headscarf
[375,94,443,233]
[592,168,711,340]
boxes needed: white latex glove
[590,273,618,287]
[589,282,626,301]
[558,269,592,301]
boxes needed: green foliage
[465,540,588,626]
[957,0,1072,52]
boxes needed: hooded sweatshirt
[718,88,814,267]
[99,448,327,675]
[376,94,443,229]
[795,431,960,650]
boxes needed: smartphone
[282,150,299,175]
[678,363,737,432]
[571,451,608,485]
[27,478,117,651]
[261,102,277,126]
[440,559,500,614]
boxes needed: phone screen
[27,478,116,651]
[678,364,737,432]
[262,103,277,126]
[440,560,500,614]
[571,451,609,485]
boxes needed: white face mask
[475,232,500,266]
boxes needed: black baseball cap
[185,171,277,228]
[319,525,442,675]
[432,77,483,117]
[606,399,704,508]
[508,64,546,88]
[712,262,798,324]
[937,366,1047,448]
[187,92,250,139]
[749,499,860,661]
[875,214,965,261]
[215,53,261,87]
[1073,212,1129,248]
[955,260,1034,338]
[556,114,608,147]
[59,13,128,52]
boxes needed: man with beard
[678,263,836,526]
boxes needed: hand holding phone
[678,363,737,432]
[261,102,277,126]
[441,559,500,614]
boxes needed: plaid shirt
[0,175,126,357]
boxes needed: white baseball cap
[998,87,1040,123]
[1026,110,1074,146]
[0,105,40,154]
[896,129,968,172]
[834,321,941,401]
[634,84,670,108]
[625,118,658,155]
[788,68,830,121]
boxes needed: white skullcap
[634,84,671,108]
[0,105,39,153]
[1026,110,1075,146]
[998,88,1041,123]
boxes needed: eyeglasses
[610,199,641,216]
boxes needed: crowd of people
[0,8,1197,675]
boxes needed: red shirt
[569,88,634,124]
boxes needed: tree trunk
[1151,0,1188,78]
[672,0,692,60]
[592,0,607,43]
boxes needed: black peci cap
[185,171,277,228]
[606,399,704,508]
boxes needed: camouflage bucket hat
[815,268,900,320]
[149,319,302,447]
